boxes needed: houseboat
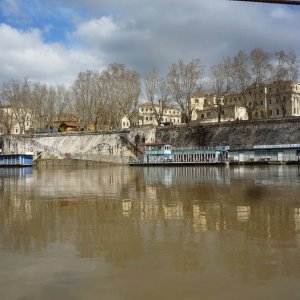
[228,144,300,164]
[0,154,34,167]
[129,143,228,166]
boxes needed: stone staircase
[119,134,144,158]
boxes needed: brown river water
[0,165,300,300]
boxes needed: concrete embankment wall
[1,118,300,163]
[2,127,156,164]
[156,117,300,148]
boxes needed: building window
[269,99,272,105]
[195,99,199,104]
[277,109,280,115]
[269,110,273,116]
[146,117,149,121]
[260,100,263,106]
[201,114,204,119]
[207,112,211,117]
[15,128,18,133]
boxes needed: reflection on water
[1,165,300,300]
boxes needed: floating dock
[130,143,228,166]
[0,154,34,167]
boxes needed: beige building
[195,81,300,123]
[121,103,182,128]
[197,105,247,123]
[264,81,300,119]
[223,81,300,120]
[190,92,207,121]
[0,106,32,135]
[190,92,226,121]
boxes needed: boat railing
[173,146,229,153]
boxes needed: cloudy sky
[0,0,299,86]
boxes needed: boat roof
[139,142,171,147]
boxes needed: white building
[0,106,32,135]
[194,81,300,123]
[121,103,182,128]
[197,105,247,123]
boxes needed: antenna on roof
[230,0,300,5]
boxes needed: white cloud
[73,16,120,42]
[0,24,102,85]
[0,0,21,17]
[0,0,299,85]
[67,0,300,77]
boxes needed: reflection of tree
[0,166,300,279]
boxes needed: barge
[129,143,300,166]
[129,143,228,166]
[0,154,34,167]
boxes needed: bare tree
[72,71,101,130]
[101,64,141,129]
[229,49,272,120]
[248,48,272,118]
[0,106,15,134]
[1,79,32,134]
[211,60,232,122]
[167,59,203,123]
[272,50,299,117]
[56,85,73,122]
[229,51,252,117]
[144,67,171,125]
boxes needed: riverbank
[1,117,300,164]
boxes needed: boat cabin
[0,154,33,167]
[140,143,172,163]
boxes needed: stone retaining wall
[1,118,300,163]
[156,117,300,148]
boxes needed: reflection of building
[295,208,300,232]
[163,202,184,220]
[237,206,251,222]
[192,204,207,232]
[143,166,230,186]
